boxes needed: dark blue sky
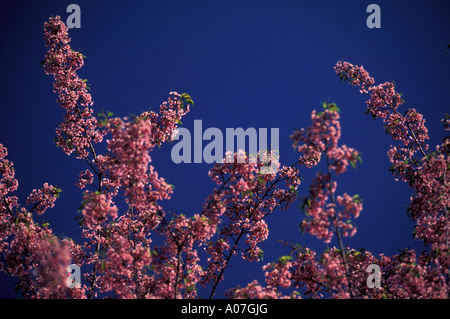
[0,0,449,298]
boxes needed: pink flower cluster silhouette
[335,61,449,295]
[0,17,448,299]
[42,17,103,160]
[290,105,362,244]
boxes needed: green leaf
[300,197,311,211]
[350,152,362,169]
[278,255,293,265]
[258,249,264,261]
[322,101,340,113]
[53,186,62,198]
[180,93,194,108]
[257,175,265,187]
[289,185,298,196]
[352,194,362,203]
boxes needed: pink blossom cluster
[75,102,192,298]
[0,149,17,271]
[230,245,447,299]
[227,246,350,299]
[0,143,19,252]
[42,16,104,159]
[143,92,191,148]
[201,151,301,297]
[0,206,84,298]
[21,16,194,299]
[290,105,361,175]
[81,191,118,232]
[290,105,362,244]
[380,249,448,298]
[26,183,61,215]
[335,60,429,169]
[1,141,87,298]
[227,62,448,299]
[364,82,404,119]
[78,108,192,297]
[442,114,450,131]
[75,169,94,190]
[290,107,342,156]
[94,216,153,298]
[2,17,306,299]
[0,144,18,198]
[334,61,375,93]
[148,214,206,298]
[335,60,448,290]
[225,280,288,299]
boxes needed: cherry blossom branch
[325,153,354,298]
[208,230,245,299]
[207,161,300,298]
[87,232,101,299]
[372,87,427,158]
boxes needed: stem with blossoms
[325,153,355,298]
[369,84,427,158]
[289,102,362,298]
[202,152,301,298]
[335,60,449,297]
[152,202,184,299]
[208,229,245,299]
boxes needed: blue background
[0,0,449,298]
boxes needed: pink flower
[226,280,288,299]
[76,169,94,189]
[0,143,18,198]
[43,16,104,159]
[81,191,118,231]
[26,183,61,215]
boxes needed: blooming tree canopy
[0,17,448,299]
